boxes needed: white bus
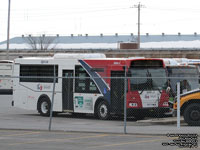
[0,60,13,94]
[12,53,169,120]
[12,53,107,118]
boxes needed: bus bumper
[127,107,170,117]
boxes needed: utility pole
[133,3,145,49]
[7,0,11,60]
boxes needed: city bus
[0,60,13,94]
[167,65,199,95]
[12,53,169,120]
[163,58,200,95]
[187,59,200,83]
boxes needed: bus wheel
[38,98,51,117]
[183,103,200,126]
[96,101,110,120]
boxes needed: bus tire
[183,103,200,126]
[37,97,51,117]
[96,101,110,120]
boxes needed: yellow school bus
[174,89,200,126]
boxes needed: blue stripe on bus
[79,60,110,104]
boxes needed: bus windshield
[129,68,167,91]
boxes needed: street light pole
[7,0,11,60]
[137,3,141,49]
[133,3,145,49]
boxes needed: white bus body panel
[13,56,103,114]
[140,91,161,107]
[74,93,102,113]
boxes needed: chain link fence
[1,75,200,133]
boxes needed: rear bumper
[127,107,170,116]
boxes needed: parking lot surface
[0,95,200,135]
[0,129,185,150]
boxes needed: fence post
[49,65,56,131]
[124,66,127,134]
[177,82,180,129]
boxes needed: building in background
[0,33,200,50]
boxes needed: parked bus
[166,65,199,106]
[12,54,169,120]
[0,60,13,94]
[167,65,199,94]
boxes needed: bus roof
[54,53,106,59]
[15,56,165,63]
[0,60,13,63]
[167,65,197,69]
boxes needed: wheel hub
[190,110,200,121]
[100,104,107,118]
[41,101,49,114]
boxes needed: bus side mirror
[166,86,171,93]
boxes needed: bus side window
[75,65,99,93]
[75,66,87,92]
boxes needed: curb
[137,117,185,125]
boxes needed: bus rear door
[110,71,125,114]
[62,70,74,112]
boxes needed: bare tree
[23,34,58,50]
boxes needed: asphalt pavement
[0,95,200,135]
[1,129,185,150]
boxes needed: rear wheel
[38,97,51,116]
[96,101,110,120]
[183,103,200,126]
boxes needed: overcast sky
[0,0,200,42]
